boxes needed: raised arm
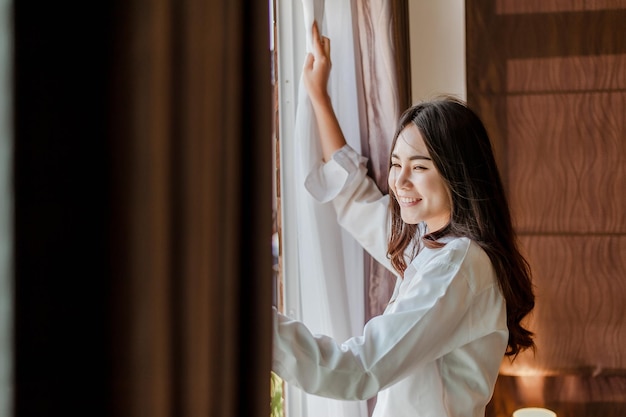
[302,21,346,161]
[302,22,394,270]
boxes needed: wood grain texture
[496,0,584,14]
[585,0,626,9]
[467,1,626,415]
[506,92,626,233]
[507,54,626,92]
[496,0,626,14]
[501,236,626,374]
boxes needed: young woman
[272,23,535,417]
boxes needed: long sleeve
[304,144,395,273]
[272,238,508,402]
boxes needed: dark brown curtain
[14,1,273,416]
[466,1,626,416]
[14,2,114,415]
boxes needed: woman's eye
[413,165,427,171]
[390,163,401,168]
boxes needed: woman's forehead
[393,124,429,157]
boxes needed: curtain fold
[352,2,410,414]
[289,0,368,416]
[354,0,411,322]
[286,1,410,417]
[108,0,273,416]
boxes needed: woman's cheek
[387,170,396,192]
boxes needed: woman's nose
[395,168,410,189]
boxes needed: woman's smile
[397,196,421,206]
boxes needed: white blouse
[272,145,508,417]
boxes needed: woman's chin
[400,214,421,225]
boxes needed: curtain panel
[354,1,411,413]
[354,0,411,324]
[280,1,410,416]
[107,1,273,416]
[287,1,368,415]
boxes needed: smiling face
[388,123,452,232]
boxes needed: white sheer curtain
[279,0,369,416]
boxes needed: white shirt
[272,145,508,417]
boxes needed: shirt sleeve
[272,252,491,401]
[304,144,394,273]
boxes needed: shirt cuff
[304,144,368,203]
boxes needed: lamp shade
[513,408,557,417]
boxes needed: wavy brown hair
[387,97,535,357]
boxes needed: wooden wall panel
[496,0,626,14]
[506,92,626,233]
[501,236,626,374]
[586,0,626,9]
[506,54,626,92]
[496,0,584,15]
[467,1,626,415]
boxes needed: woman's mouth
[398,196,421,206]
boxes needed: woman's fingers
[311,21,330,60]
[303,20,332,101]
[312,20,321,44]
[312,22,324,57]
[321,36,330,59]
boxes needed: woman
[272,23,535,417]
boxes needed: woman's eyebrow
[391,153,432,161]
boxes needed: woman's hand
[302,20,346,161]
[303,21,331,105]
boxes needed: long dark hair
[387,97,535,357]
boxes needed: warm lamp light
[513,408,556,417]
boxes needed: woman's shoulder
[423,237,495,291]
[422,236,479,262]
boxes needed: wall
[408,0,466,103]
